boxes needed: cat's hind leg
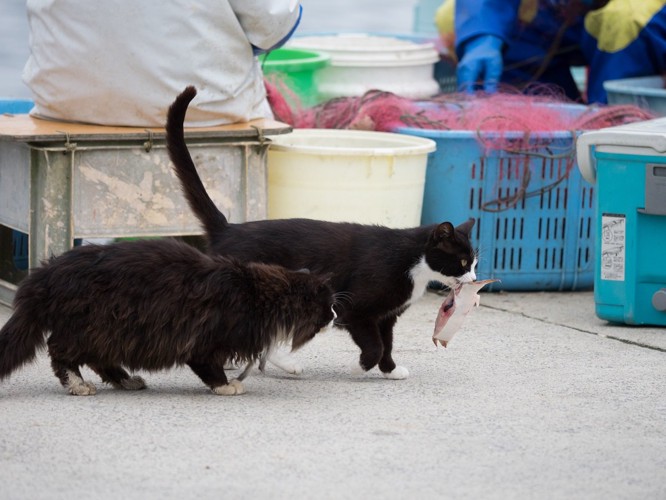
[89,365,146,390]
[347,319,383,375]
[188,357,245,396]
[378,315,409,380]
[48,336,96,395]
[50,359,97,396]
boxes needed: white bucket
[267,129,436,228]
[288,33,440,100]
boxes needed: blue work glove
[457,35,504,93]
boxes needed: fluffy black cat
[166,86,477,380]
[0,239,335,396]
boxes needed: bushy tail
[0,278,48,380]
[166,86,229,235]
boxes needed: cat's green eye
[461,259,468,267]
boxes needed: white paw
[212,379,245,396]
[382,366,410,380]
[268,350,303,375]
[120,375,146,391]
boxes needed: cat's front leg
[347,317,409,380]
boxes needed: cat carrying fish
[0,239,336,395]
[166,86,478,380]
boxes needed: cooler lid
[576,117,666,183]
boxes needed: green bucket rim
[261,48,331,73]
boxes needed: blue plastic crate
[399,104,596,291]
[1,99,34,270]
[0,99,33,114]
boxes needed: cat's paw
[212,379,245,396]
[268,350,303,376]
[68,380,97,396]
[382,366,410,380]
[120,375,146,391]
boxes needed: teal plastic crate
[577,118,666,326]
[399,104,595,291]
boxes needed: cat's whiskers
[333,291,354,307]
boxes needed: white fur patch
[407,256,452,305]
[267,348,303,375]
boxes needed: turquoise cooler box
[577,118,666,326]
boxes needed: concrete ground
[0,290,664,500]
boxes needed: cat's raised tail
[0,274,48,380]
[166,86,228,235]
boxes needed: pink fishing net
[265,81,655,135]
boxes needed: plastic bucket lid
[261,48,330,73]
[268,129,436,156]
[289,33,439,67]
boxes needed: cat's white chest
[407,256,450,305]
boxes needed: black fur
[0,239,335,395]
[166,86,476,376]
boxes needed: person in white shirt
[23,0,302,127]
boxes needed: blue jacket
[454,0,666,103]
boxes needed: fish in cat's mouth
[432,279,499,348]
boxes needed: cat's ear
[456,218,475,237]
[432,222,455,243]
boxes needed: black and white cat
[166,86,477,380]
[0,239,336,395]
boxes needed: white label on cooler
[601,213,626,281]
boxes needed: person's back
[436,0,666,103]
[23,0,301,127]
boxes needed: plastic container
[267,129,436,228]
[577,117,666,326]
[0,99,34,271]
[398,104,595,291]
[603,75,666,116]
[0,99,33,115]
[288,34,440,100]
[261,48,331,107]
